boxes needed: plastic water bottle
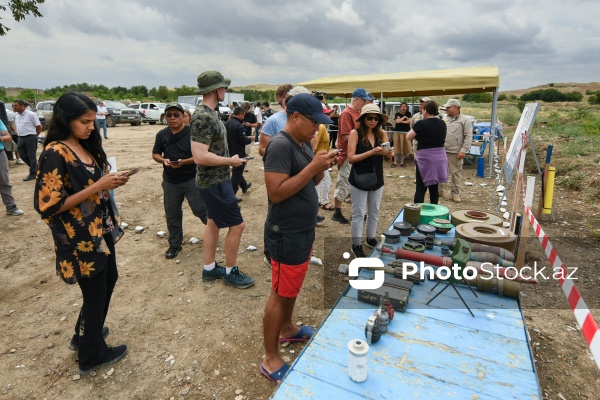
[348,339,369,382]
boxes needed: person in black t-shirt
[392,102,413,167]
[225,106,252,198]
[242,102,257,157]
[406,100,448,204]
[152,103,207,259]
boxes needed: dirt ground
[1,123,599,399]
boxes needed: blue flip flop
[260,363,290,385]
[278,325,315,343]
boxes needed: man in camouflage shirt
[190,71,255,289]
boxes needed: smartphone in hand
[124,168,140,176]
[381,142,391,152]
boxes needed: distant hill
[233,82,600,99]
[229,84,280,92]
[500,82,600,97]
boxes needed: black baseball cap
[286,94,333,125]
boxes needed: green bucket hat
[196,70,231,94]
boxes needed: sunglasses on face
[365,116,380,122]
[301,114,319,125]
[166,112,182,118]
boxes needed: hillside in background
[499,82,600,98]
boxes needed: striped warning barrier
[522,202,600,371]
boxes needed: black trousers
[230,165,248,195]
[17,135,38,177]
[75,233,118,368]
[162,178,207,247]
[414,163,440,204]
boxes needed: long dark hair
[357,114,385,147]
[45,92,108,172]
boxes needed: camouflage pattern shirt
[190,104,231,188]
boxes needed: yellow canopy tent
[297,66,501,177]
[296,66,499,97]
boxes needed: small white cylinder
[348,339,369,383]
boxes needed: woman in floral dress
[34,92,131,376]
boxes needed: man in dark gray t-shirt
[260,94,337,384]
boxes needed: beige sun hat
[355,103,389,124]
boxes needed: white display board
[503,103,540,184]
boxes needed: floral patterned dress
[34,141,123,284]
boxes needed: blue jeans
[254,124,261,143]
[97,119,108,138]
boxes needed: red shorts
[271,258,310,298]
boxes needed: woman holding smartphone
[347,104,393,258]
[34,92,131,376]
[406,100,448,204]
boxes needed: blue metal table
[273,210,542,399]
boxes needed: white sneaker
[16,159,25,165]
[253,142,259,145]
[6,206,24,216]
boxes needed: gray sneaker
[202,262,226,282]
[223,266,255,289]
[6,205,24,216]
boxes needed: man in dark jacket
[225,106,252,200]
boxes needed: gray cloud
[3,0,599,91]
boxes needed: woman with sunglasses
[347,104,393,258]
[406,100,448,204]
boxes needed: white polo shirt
[254,105,263,124]
[15,108,41,137]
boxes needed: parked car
[180,102,196,114]
[130,102,167,125]
[102,101,142,127]
[35,101,56,130]
[218,102,230,121]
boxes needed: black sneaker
[23,175,35,181]
[69,326,110,351]
[202,262,226,282]
[78,344,127,376]
[365,238,377,248]
[165,245,182,259]
[332,211,349,224]
[351,245,366,258]
[223,266,255,289]
[316,215,325,223]
[242,182,252,194]
[235,197,243,203]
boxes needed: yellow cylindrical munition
[543,167,556,214]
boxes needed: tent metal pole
[489,88,499,178]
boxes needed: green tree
[462,92,493,103]
[0,86,7,101]
[588,94,600,105]
[129,85,149,97]
[0,0,44,36]
[173,85,197,97]
[19,89,37,103]
[155,86,171,101]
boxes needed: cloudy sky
[3,0,599,92]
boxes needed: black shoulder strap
[162,128,189,153]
